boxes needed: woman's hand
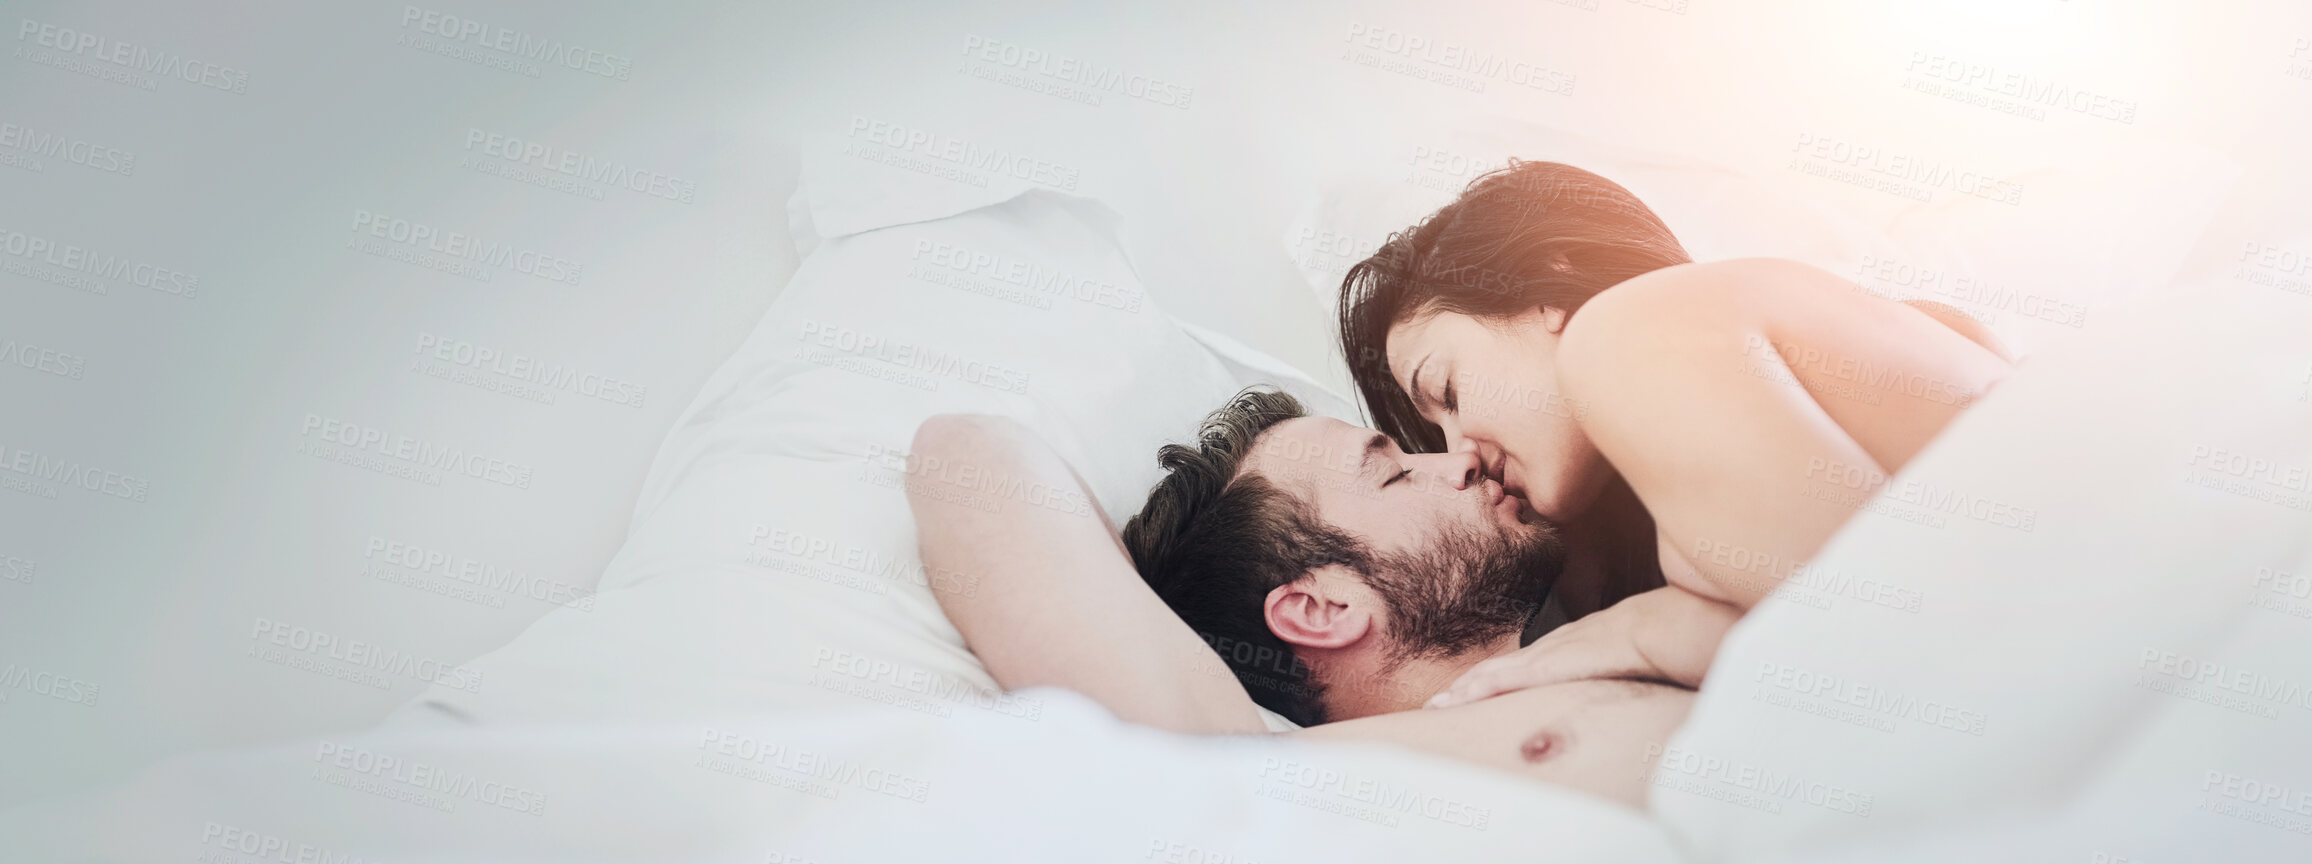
[1425,604,1644,708]
[1424,586,1740,709]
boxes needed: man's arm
[906,414,1268,735]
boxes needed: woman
[1338,160,2014,707]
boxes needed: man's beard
[1362,521,1565,670]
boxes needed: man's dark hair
[1119,388,1367,727]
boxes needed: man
[1117,387,1562,727]
[905,390,1739,807]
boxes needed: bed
[7,120,2310,862]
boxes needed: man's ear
[1264,566,1373,650]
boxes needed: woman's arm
[906,414,1269,734]
[1424,585,1741,708]
[1555,258,2010,609]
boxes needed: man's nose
[1411,451,1482,490]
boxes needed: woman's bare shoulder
[1555,258,1832,395]
[1561,256,1982,376]
[1578,258,1851,324]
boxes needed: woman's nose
[1437,415,1469,454]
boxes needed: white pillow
[383,146,1351,734]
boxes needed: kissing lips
[1484,454,1519,499]
[1487,480,1524,522]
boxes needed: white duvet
[8,156,2309,863]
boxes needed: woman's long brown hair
[1337,160,1693,454]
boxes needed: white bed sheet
[9,229,2309,863]
[1655,269,2312,863]
[0,686,1682,863]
